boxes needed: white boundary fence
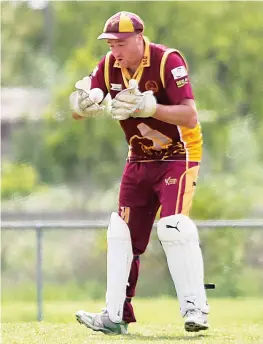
[2,219,263,321]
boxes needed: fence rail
[2,219,263,229]
[2,219,263,322]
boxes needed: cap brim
[97,32,136,40]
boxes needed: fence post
[36,225,43,321]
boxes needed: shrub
[1,161,39,200]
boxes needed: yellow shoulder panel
[104,51,112,93]
[160,49,188,88]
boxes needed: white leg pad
[106,212,133,323]
[157,214,208,316]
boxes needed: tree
[5,1,263,213]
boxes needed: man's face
[107,34,143,68]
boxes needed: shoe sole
[76,314,113,334]
[185,321,209,332]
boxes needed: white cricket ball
[89,88,104,103]
[129,79,138,89]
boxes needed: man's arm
[154,52,198,128]
[110,53,199,125]
[153,99,197,129]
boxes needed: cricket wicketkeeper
[70,11,209,334]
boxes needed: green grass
[2,298,263,343]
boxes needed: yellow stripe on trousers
[175,162,199,216]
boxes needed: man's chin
[118,60,128,68]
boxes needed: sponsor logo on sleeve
[171,66,188,80]
[176,77,188,88]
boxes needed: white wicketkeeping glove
[111,79,157,120]
[69,76,111,117]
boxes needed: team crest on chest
[145,80,159,93]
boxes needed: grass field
[2,298,263,343]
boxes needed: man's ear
[136,33,144,44]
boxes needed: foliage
[2,228,263,300]
[4,1,262,190]
[2,2,263,300]
[1,161,40,200]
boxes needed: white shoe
[76,309,128,335]
[184,309,209,332]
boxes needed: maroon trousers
[118,160,200,323]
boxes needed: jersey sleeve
[89,56,108,95]
[164,52,194,105]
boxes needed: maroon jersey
[90,38,202,162]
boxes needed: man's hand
[111,79,157,120]
[70,76,111,118]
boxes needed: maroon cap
[98,11,144,40]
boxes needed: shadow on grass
[122,333,209,341]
